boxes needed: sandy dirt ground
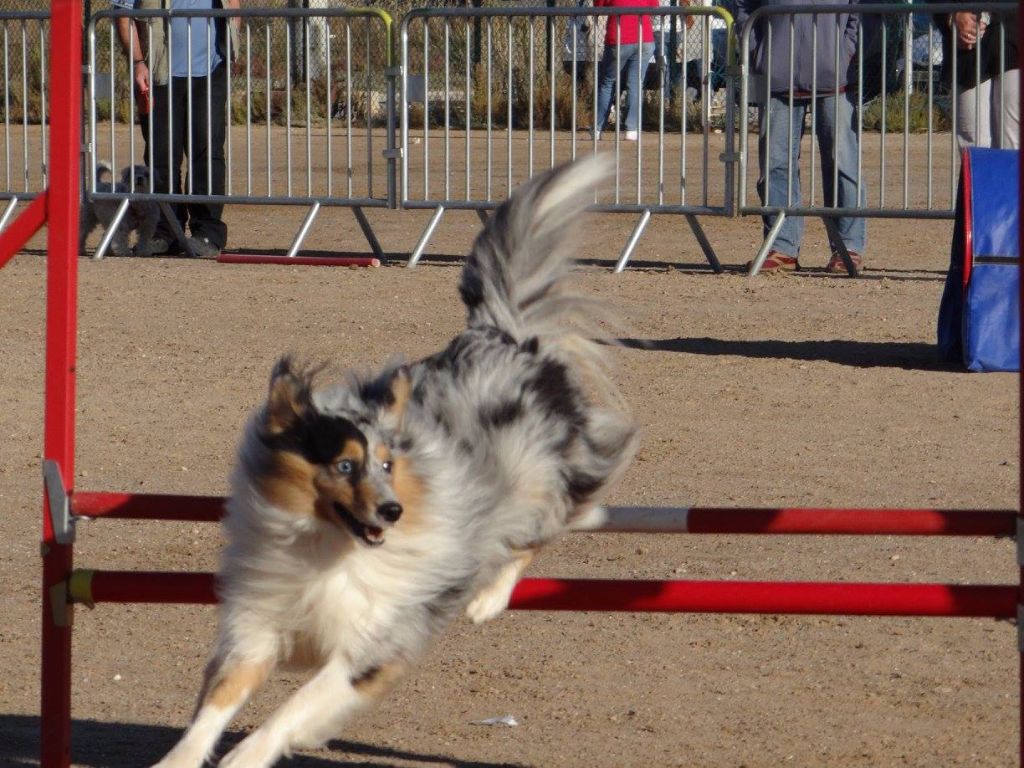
[0,130,1020,767]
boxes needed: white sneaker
[624,130,639,141]
[589,128,601,140]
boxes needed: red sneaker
[746,251,799,274]
[826,250,863,276]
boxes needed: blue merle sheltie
[151,157,639,768]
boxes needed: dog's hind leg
[218,657,409,768]
[109,226,132,258]
[465,547,537,624]
[78,213,95,256]
[134,205,160,257]
[150,656,271,768]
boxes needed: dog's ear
[385,366,411,424]
[264,356,314,435]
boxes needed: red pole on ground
[216,253,381,267]
[40,2,82,767]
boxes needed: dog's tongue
[365,525,384,544]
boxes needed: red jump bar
[74,492,224,522]
[71,492,1018,537]
[680,507,1017,537]
[71,571,1017,619]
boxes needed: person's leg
[652,29,670,92]
[956,79,993,148]
[756,95,806,258]
[993,68,1020,149]
[615,43,638,132]
[184,64,228,249]
[595,44,620,132]
[815,92,866,256]
[146,77,188,244]
[621,42,654,132]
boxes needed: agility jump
[1,2,1021,767]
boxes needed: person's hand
[952,11,982,50]
[133,59,150,115]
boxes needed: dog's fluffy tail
[459,157,638,522]
[459,157,609,343]
[459,158,625,396]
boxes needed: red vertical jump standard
[39,2,82,767]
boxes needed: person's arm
[223,0,241,31]
[950,10,984,49]
[114,12,149,102]
[731,0,757,31]
[844,5,860,61]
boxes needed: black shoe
[146,235,179,256]
[187,236,221,260]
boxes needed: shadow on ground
[617,336,958,371]
[0,715,527,768]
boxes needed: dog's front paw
[465,585,512,624]
[219,731,281,768]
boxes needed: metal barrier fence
[0,10,48,231]
[399,4,734,269]
[86,6,395,259]
[738,2,1019,275]
[0,3,1019,270]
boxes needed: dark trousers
[147,62,228,249]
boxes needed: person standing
[593,0,659,141]
[929,4,1019,149]
[734,0,868,275]
[113,0,239,258]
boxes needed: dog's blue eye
[382,460,393,474]
[336,459,355,475]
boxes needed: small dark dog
[79,162,161,258]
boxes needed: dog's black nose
[378,502,403,523]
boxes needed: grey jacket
[733,0,861,95]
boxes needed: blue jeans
[757,92,867,257]
[595,42,654,132]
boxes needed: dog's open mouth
[333,502,385,546]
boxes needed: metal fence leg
[685,214,723,273]
[91,198,130,260]
[352,206,385,262]
[0,197,19,233]
[286,202,321,259]
[476,209,489,226]
[158,202,195,258]
[407,206,445,268]
[822,217,857,277]
[614,210,652,273]
[748,211,786,276]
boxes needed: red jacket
[595,0,658,46]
